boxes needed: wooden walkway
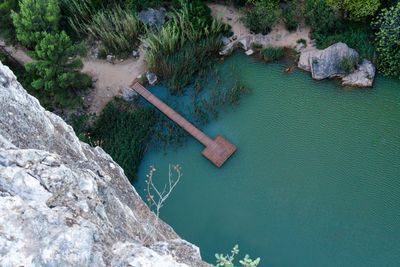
[131,82,236,167]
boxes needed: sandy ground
[0,39,32,65]
[82,55,147,114]
[208,3,313,48]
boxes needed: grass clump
[64,0,142,55]
[142,0,228,94]
[262,47,284,62]
[338,56,358,74]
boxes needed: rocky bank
[0,62,207,266]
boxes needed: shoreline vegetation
[1,0,399,179]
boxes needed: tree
[241,0,281,34]
[25,31,91,108]
[11,0,60,48]
[305,0,340,34]
[326,0,381,20]
[373,2,400,78]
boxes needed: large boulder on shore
[0,62,207,266]
[298,42,375,87]
[298,42,359,80]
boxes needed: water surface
[135,53,400,266]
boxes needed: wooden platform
[132,82,236,167]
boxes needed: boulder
[138,8,166,28]
[146,72,158,85]
[342,59,375,87]
[298,42,359,80]
[132,49,140,59]
[121,87,138,102]
[0,62,207,266]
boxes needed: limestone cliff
[0,61,208,267]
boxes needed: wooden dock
[131,82,236,167]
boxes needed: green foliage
[25,31,91,109]
[262,47,284,62]
[142,0,228,93]
[0,0,18,42]
[283,0,301,32]
[326,0,381,20]
[338,56,358,74]
[64,0,141,55]
[241,0,280,34]
[11,0,60,48]
[304,0,340,35]
[214,245,261,267]
[373,2,400,78]
[88,100,157,180]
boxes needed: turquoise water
[135,53,400,266]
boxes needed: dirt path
[208,3,313,48]
[82,55,147,114]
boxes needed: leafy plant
[304,0,340,35]
[283,0,301,32]
[241,0,280,34]
[338,56,358,74]
[25,31,91,109]
[373,2,400,78]
[214,245,261,267]
[11,0,60,48]
[326,0,381,20]
[0,0,18,42]
[262,47,284,62]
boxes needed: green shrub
[338,56,358,74]
[304,0,340,35]
[326,0,381,20]
[25,31,91,109]
[241,1,280,34]
[65,1,142,55]
[373,2,400,78]
[11,0,60,48]
[88,100,157,180]
[283,0,301,32]
[262,47,284,62]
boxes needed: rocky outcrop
[342,59,376,87]
[298,42,375,87]
[0,61,207,266]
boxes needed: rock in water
[298,42,375,87]
[298,42,359,80]
[342,59,376,87]
[0,62,207,266]
[146,72,158,86]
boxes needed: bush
[304,0,340,35]
[25,31,92,109]
[88,100,157,180]
[64,1,142,55]
[283,0,301,32]
[338,56,358,74]
[262,47,284,62]
[241,1,280,34]
[11,0,60,48]
[373,2,400,79]
[326,0,381,20]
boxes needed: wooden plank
[132,82,236,167]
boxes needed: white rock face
[342,59,376,87]
[0,61,207,267]
[298,42,375,87]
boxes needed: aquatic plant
[142,0,228,93]
[214,244,261,267]
[261,47,284,62]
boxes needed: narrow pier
[131,82,236,167]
